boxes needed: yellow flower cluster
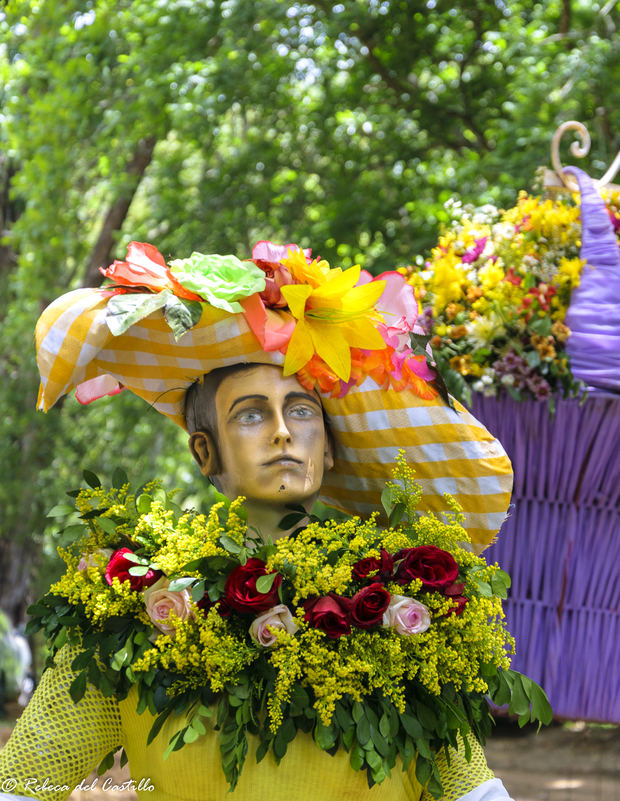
[147,499,244,576]
[51,555,147,626]
[132,607,256,695]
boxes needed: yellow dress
[0,646,495,801]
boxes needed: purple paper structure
[472,391,620,723]
[469,169,620,722]
[564,167,620,391]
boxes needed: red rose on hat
[224,558,282,614]
[104,547,161,591]
[303,593,352,639]
[395,545,459,591]
[350,582,391,629]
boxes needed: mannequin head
[186,364,334,533]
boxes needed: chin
[265,482,317,504]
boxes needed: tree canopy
[1,0,618,621]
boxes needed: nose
[272,410,292,445]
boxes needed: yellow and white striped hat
[35,244,512,549]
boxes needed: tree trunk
[82,136,157,286]
[0,156,20,275]
[0,539,34,625]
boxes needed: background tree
[1,0,618,623]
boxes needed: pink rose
[143,578,194,636]
[382,595,431,635]
[249,604,299,647]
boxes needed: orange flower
[445,303,463,321]
[450,354,475,375]
[466,286,484,302]
[450,325,468,340]
[100,242,201,301]
[551,321,570,343]
[530,334,557,360]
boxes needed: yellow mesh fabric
[119,687,423,801]
[0,644,122,800]
[35,289,513,548]
[422,734,495,801]
[1,646,493,801]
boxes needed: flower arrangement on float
[28,458,550,799]
[404,190,620,408]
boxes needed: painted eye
[237,409,263,423]
[289,404,316,418]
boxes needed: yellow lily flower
[280,252,386,381]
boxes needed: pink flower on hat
[251,241,311,309]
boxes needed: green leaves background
[1,0,619,621]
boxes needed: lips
[263,455,303,467]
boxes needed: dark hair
[185,363,259,438]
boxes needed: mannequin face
[189,365,333,512]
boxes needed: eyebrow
[284,391,322,408]
[228,391,321,413]
[229,394,268,413]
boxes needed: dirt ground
[2,711,619,800]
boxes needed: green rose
[169,252,266,313]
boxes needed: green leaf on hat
[106,291,172,336]
[164,296,203,340]
[169,252,266,314]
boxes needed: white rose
[249,604,298,647]
[143,577,193,636]
[382,595,431,636]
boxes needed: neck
[243,496,316,542]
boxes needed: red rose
[104,547,161,591]
[395,546,459,591]
[445,595,468,616]
[351,549,394,583]
[303,593,352,639]
[224,558,281,614]
[444,582,468,616]
[197,592,233,619]
[350,582,391,629]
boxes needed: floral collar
[29,458,550,799]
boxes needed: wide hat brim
[36,288,512,550]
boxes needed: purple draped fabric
[564,167,620,391]
[471,393,620,723]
